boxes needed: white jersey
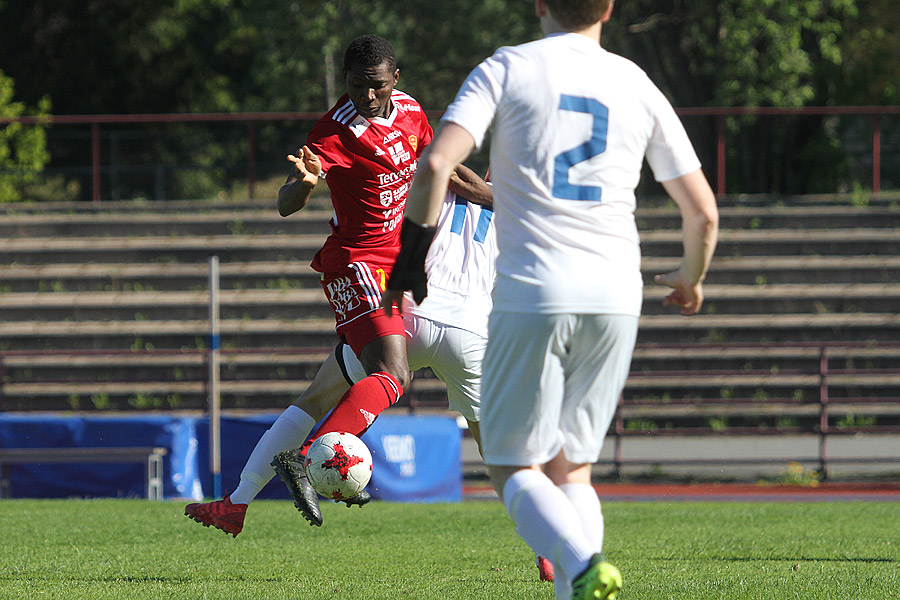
[404,190,497,336]
[442,33,701,316]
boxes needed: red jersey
[307,90,434,273]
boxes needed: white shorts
[480,312,638,466]
[338,313,484,422]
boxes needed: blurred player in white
[383,1,719,598]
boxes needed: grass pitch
[0,499,897,599]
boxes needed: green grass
[0,499,897,599]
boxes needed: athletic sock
[554,569,572,600]
[502,469,595,585]
[299,371,402,455]
[229,405,316,505]
[560,482,605,554]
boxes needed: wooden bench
[0,446,168,500]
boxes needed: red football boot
[184,491,247,537]
[536,555,555,582]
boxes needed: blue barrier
[0,414,199,499]
[366,415,461,503]
[0,414,461,502]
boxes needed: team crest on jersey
[408,135,418,152]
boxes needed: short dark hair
[342,34,397,76]
[543,0,611,30]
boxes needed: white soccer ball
[305,431,373,501]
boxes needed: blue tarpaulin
[0,413,461,502]
[0,413,200,499]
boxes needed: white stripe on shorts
[350,262,381,310]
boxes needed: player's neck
[376,100,395,120]
[541,19,602,44]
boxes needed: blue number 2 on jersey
[450,196,493,244]
[552,94,609,202]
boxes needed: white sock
[502,469,595,584]
[554,570,572,600]
[560,483,605,554]
[229,406,316,505]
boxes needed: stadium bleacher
[1,195,898,476]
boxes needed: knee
[360,337,411,389]
[385,364,412,390]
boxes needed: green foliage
[90,392,111,411]
[836,412,876,428]
[604,0,860,108]
[849,181,871,206]
[0,69,50,202]
[0,0,898,199]
[602,0,900,194]
[774,461,821,485]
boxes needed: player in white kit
[383,1,719,599]
[341,176,497,441]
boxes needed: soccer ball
[304,431,373,501]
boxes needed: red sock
[300,371,403,455]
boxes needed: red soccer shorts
[320,261,405,356]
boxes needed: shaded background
[1,0,898,201]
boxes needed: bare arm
[655,168,719,315]
[277,146,321,217]
[448,163,492,208]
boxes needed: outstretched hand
[653,268,704,315]
[287,146,321,187]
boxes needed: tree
[603,0,868,193]
[0,0,897,198]
[0,70,50,202]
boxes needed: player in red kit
[186,34,461,534]
[278,35,432,467]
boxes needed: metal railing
[3,105,899,201]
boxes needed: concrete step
[7,344,895,382]
[0,317,340,350]
[642,228,900,257]
[2,346,896,413]
[636,205,900,230]
[2,312,899,352]
[629,344,900,376]
[3,283,899,320]
[0,261,319,292]
[643,283,900,315]
[662,256,900,286]
[3,256,897,294]
[634,312,900,344]
[0,233,325,265]
[0,210,332,238]
[0,374,450,412]
[2,228,898,266]
[1,205,898,239]
[0,289,334,321]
